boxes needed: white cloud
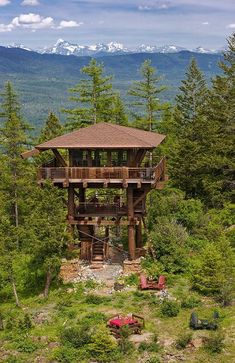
[138,2,170,11]
[12,13,54,29]
[0,23,13,32]
[202,22,209,25]
[21,0,40,6]
[0,12,82,33]
[58,20,83,29]
[227,23,235,29]
[0,0,10,6]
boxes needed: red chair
[139,274,166,290]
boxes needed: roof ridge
[106,122,155,148]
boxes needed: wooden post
[136,218,143,248]
[127,187,136,260]
[68,185,75,220]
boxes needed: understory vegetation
[0,34,234,362]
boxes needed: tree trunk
[0,313,4,330]
[11,275,20,307]
[43,268,52,298]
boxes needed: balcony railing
[37,157,166,184]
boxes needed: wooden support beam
[69,220,138,226]
[137,181,141,189]
[52,149,67,167]
[136,219,143,248]
[133,189,149,208]
[68,185,75,220]
[127,187,136,260]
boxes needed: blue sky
[0,0,234,48]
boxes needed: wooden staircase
[92,240,104,262]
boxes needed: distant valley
[0,45,222,130]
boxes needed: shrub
[53,346,81,363]
[61,324,92,348]
[88,326,119,362]
[149,218,188,273]
[138,341,160,353]
[175,332,192,349]
[124,273,139,286]
[204,331,225,354]
[119,325,134,353]
[15,339,38,353]
[18,313,32,330]
[160,300,180,317]
[191,239,235,304]
[145,356,161,363]
[181,295,201,309]
[85,294,111,305]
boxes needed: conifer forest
[0,33,234,363]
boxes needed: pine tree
[111,93,128,126]
[0,81,20,123]
[38,112,63,143]
[128,59,168,131]
[28,182,68,297]
[205,33,235,204]
[64,59,115,131]
[168,58,210,198]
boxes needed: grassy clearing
[0,276,234,363]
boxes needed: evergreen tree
[168,58,210,198]
[205,33,235,204]
[38,112,63,143]
[28,183,68,297]
[64,59,115,131]
[111,93,128,126]
[0,112,30,239]
[128,59,168,131]
[0,81,20,123]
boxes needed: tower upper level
[22,122,166,188]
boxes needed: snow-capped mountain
[192,46,218,54]
[7,43,32,52]
[40,39,129,56]
[5,39,222,57]
[136,44,187,53]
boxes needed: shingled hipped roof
[35,122,165,150]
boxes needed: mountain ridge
[6,39,224,57]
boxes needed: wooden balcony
[37,157,166,188]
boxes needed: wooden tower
[22,123,166,262]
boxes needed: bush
[175,332,192,349]
[160,300,180,317]
[15,339,38,353]
[85,294,111,305]
[124,273,139,286]
[181,295,201,309]
[138,341,160,353]
[204,331,225,354]
[149,218,189,274]
[53,346,81,363]
[145,356,161,363]
[61,324,92,348]
[119,325,134,353]
[18,313,32,330]
[88,326,119,362]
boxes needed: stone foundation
[123,259,142,275]
[59,258,82,283]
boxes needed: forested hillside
[0,46,221,129]
[0,33,234,363]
